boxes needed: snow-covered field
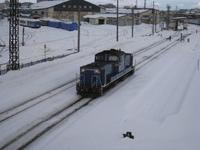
[0,18,200,150]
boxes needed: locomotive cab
[76,63,104,96]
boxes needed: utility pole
[155,9,157,33]
[167,5,171,30]
[144,0,147,8]
[116,0,119,42]
[22,26,25,46]
[131,7,135,38]
[176,6,178,16]
[136,0,138,8]
[77,8,81,52]
[9,0,20,70]
[152,1,155,35]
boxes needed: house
[30,0,100,21]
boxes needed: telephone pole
[144,0,147,8]
[116,0,119,41]
[152,1,155,35]
[131,7,135,38]
[167,5,171,30]
[136,0,138,8]
[77,8,81,52]
[22,26,25,46]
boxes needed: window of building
[63,5,66,8]
[84,5,87,9]
[68,5,71,8]
[89,6,92,9]
[73,5,77,8]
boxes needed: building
[31,0,100,21]
[83,13,127,25]
[0,3,6,11]
[37,0,54,2]
[169,17,188,31]
[83,8,160,26]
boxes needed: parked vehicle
[76,49,135,96]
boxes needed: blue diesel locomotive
[76,49,135,96]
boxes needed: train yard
[0,17,200,150]
[0,30,197,149]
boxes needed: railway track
[0,32,193,150]
[0,79,76,123]
[134,31,180,56]
[0,32,182,124]
[136,32,192,70]
[0,97,94,150]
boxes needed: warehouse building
[31,0,100,21]
[83,14,127,25]
[169,17,188,31]
[83,8,160,26]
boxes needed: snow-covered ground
[0,18,200,150]
[0,18,175,64]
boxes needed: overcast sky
[0,0,200,9]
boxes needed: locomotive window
[20,20,26,24]
[96,56,103,61]
[109,56,118,61]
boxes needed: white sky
[0,0,200,9]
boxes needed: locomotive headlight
[81,69,85,72]
[94,69,100,73]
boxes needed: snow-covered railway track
[0,32,193,150]
[136,33,192,70]
[0,31,187,123]
[0,32,182,123]
[0,79,76,123]
[134,32,179,56]
[0,97,94,150]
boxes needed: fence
[0,51,78,76]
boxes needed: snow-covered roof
[105,8,149,14]
[20,13,31,17]
[172,17,187,20]
[31,0,67,10]
[19,18,40,21]
[83,13,126,19]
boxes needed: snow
[0,17,200,150]
[105,8,149,14]
[30,32,200,150]
[84,13,126,19]
[31,1,66,10]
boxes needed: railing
[0,51,78,76]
